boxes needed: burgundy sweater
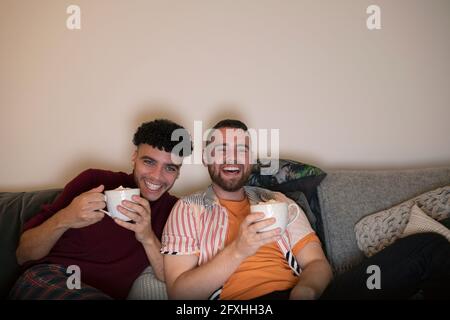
[23,169,177,299]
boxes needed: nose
[148,164,165,181]
[223,148,237,164]
[225,149,248,165]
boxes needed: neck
[212,184,246,201]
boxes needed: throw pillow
[354,185,450,257]
[246,158,326,202]
[246,158,327,243]
[401,204,450,242]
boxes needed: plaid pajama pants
[9,264,112,300]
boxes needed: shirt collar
[203,184,276,207]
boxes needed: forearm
[168,242,244,299]
[292,260,333,300]
[141,233,165,281]
[16,210,69,265]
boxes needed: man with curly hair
[10,119,192,300]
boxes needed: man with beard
[11,119,192,299]
[163,119,450,300]
[162,119,333,300]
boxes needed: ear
[131,149,138,166]
[202,148,210,167]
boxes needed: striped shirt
[161,185,317,299]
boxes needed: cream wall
[1,0,449,195]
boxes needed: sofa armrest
[0,189,61,299]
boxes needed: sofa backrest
[0,189,61,299]
[317,167,450,274]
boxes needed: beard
[208,165,251,192]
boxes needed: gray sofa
[1,166,449,299]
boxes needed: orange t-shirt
[219,197,320,300]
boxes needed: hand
[114,195,154,244]
[232,212,281,259]
[59,185,106,229]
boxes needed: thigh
[9,264,111,300]
[322,233,450,299]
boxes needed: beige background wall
[1,0,449,195]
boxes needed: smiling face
[206,127,253,193]
[132,144,182,201]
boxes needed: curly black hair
[133,119,192,157]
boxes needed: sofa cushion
[0,189,61,299]
[354,186,450,257]
[317,167,450,274]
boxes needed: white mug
[100,188,140,221]
[250,201,300,233]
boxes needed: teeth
[145,181,162,191]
